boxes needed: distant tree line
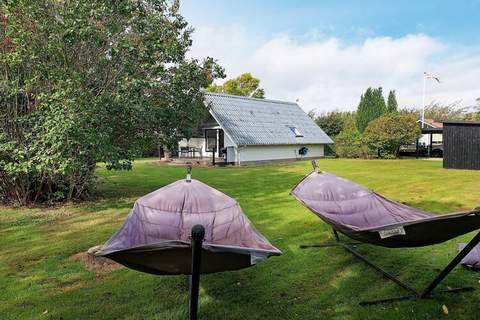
[315,89,480,159]
[314,88,420,158]
[414,100,480,122]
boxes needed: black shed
[443,121,480,170]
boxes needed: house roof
[443,120,480,126]
[204,92,333,146]
[418,118,443,128]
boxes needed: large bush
[334,129,369,158]
[363,113,421,158]
[0,1,223,204]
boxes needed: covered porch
[176,125,227,165]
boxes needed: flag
[424,72,441,83]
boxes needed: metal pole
[416,138,419,159]
[333,229,340,242]
[420,231,480,298]
[189,225,205,320]
[337,242,420,297]
[186,162,192,183]
[311,160,319,173]
[428,133,433,157]
[422,72,426,129]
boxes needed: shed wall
[443,122,480,170]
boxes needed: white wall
[237,144,325,164]
[419,133,443,145]
[178,138,207,157]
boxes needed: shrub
[335,129,369,158]
[363,113,421,158]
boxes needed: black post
[186,162,192,183]
[189,225,205,320]
[333,229,340,241]
[420,231,480,298]
[212,147,216,166]
[415,139,419,159]
[428,133,433,157]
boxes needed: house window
[289,126,303,137]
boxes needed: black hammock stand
[302,228,480,305]
[292,160,480,305]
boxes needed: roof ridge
[204,91,297,106]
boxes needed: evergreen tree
[356,87,387,132]
[387,90,398,113]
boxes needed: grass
[2,158,480,319]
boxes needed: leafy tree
[467,98,480,121]
[207,72,265,98]
[419,101,470,121]
[387,90,398,113]
[363,113,421,158]
[356,87,387,132]
[0,0,223,204]
[314,111,356,137]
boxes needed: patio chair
[291,160,480,305]
[190,146,202,158]
[179,146,190,158]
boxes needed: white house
[417,118,443,145]
[178,92,333,165]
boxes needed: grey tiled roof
[204,92,333,146]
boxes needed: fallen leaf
[442,305,449,315]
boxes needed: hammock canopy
[291,171,480,248]
[96,178,281,275]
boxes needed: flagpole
[422,72,426,129]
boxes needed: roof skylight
[289,126,303,137]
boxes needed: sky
[181,0,480,113]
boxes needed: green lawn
[2,159,480,319]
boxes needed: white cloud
[188,25,480,113]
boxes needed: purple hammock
[95,167,281,319]
[291,161,480,305]
[96,178,281,275]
